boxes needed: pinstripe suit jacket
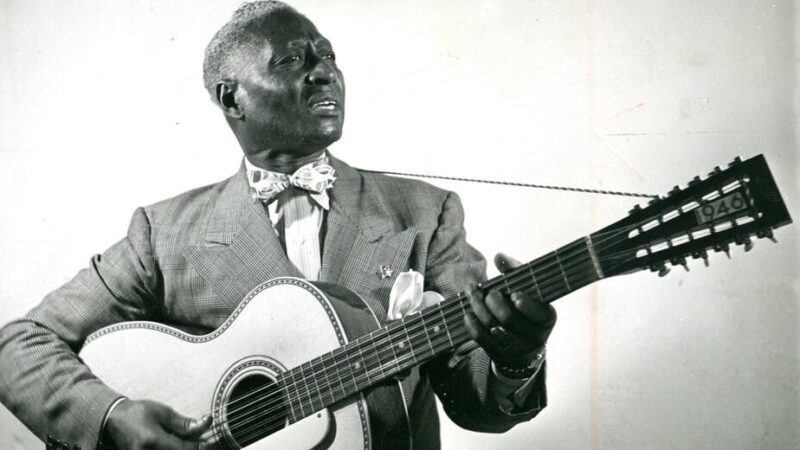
[0,155,545,449]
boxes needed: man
[0,1,556,449]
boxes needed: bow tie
[246,157,337,210]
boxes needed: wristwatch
[495,346,546,380]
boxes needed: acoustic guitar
[79,154,792,449]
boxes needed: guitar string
[209,183,747,440]
[206,254,599,440]
[207,248,594,420]
[205,241,600,421]
[201,202,710,438]
[209,220,634,418]
[216,314,475,441]
[198,215,655,434]
[226,301,479,438]
[225,229,676,439]
[223,168,667,439]
[232,261,610,444]
[228,316,478,440]
[229,279,569,443]
[226,260,639,444]
[203,228,644,437]
[228,323,477,443]
[230,324,476,443]
[231,280,560,442]
[265,176,743,420]
[229,203,678,417]
[204,251,609,439]
[228,174,747,428]
[216,217,641,418]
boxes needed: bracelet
[99,397,128,447]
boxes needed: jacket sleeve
[0,208,161,449]
[421,191,547,432]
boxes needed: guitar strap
[358,169,657,199]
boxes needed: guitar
[79,154,792,449]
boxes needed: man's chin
[309,124,343,147]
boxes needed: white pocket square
[387,269,445,321]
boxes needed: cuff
[490,350,547,416]
[65,381,125,450]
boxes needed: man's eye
[322,53,336,61]
[284,55,302,64]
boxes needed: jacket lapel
[183,163,302,310]
[184,156,418,323]
[320,155,417,322]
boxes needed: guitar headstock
[593,154,792,278]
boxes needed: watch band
[495,346,546,379]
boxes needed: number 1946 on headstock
[592,154,792,278]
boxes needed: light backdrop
[0,1,798,448]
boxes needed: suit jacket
[0,155,546,449]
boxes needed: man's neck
[245,149,327,174]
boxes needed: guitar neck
[280,236,602,422]
[276,153,792,425]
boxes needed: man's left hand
[465,253,557,367]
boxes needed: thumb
[494,252,523,273]
[161,406,212,439]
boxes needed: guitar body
[80,278,411,450]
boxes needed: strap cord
[359,169,658,199]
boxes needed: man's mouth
[310,99,339,112]
[307,92,342,116]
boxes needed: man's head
[203,1,345,168]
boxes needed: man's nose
[306,58,336,85]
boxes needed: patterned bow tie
[246,157,336,210]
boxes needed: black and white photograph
[0,1,797,449]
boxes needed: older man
[0,2,556,449]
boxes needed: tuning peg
[629,204,642,215]
[688,175,702,187]
[757,228,778,243]
[648,196,661,206]
[734,235,754,252]
[668,185,681,196]
[650,264,671,277]
[714,243,731,259]
[708,166,722,177]
[671,256,690,272]
[728,156,742,167]
[691,250,710,267]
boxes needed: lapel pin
[378,265,394,280]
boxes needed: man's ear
[216,80,244,119]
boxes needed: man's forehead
[252,9,329,48]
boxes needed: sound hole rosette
[212,356,288,449]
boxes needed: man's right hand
[105,399,212,450]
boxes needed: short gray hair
[202,1,298,102]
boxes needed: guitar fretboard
[278,236,602,423]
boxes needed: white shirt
[245,157,326,280]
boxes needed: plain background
[1,0,798,448]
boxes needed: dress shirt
[245,157,326,280]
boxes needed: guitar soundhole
[226,374,287,447]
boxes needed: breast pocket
[336,227,417,323]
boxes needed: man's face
[234,10,345,155]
